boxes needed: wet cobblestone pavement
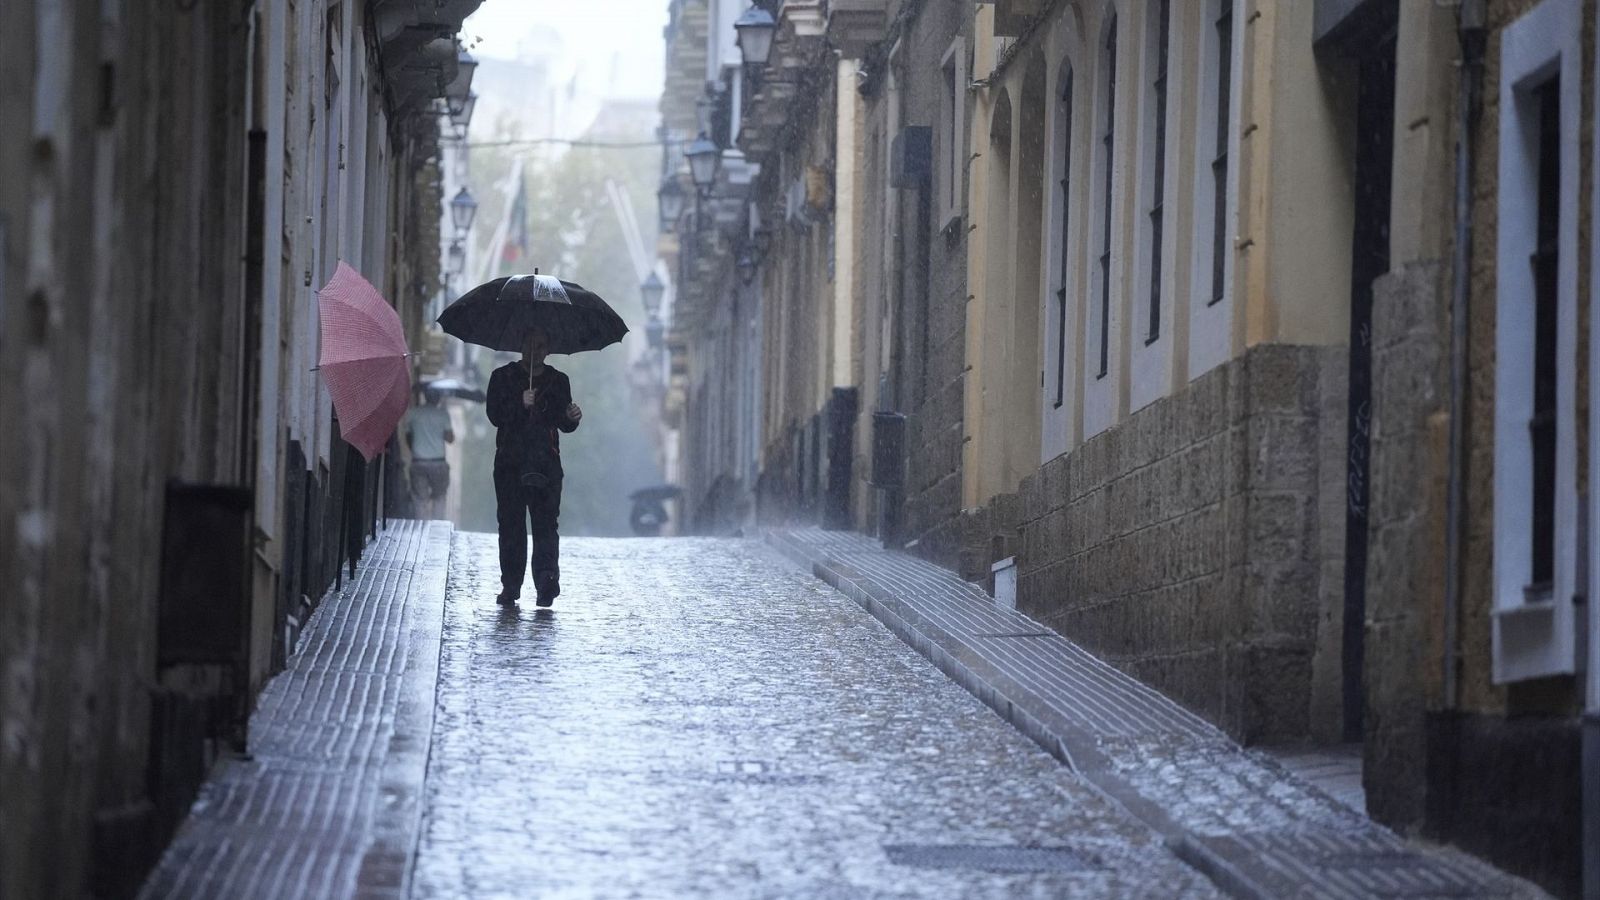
[412,534,1223,898]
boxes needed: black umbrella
[437,273,628,355]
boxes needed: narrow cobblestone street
[140,524,1544,899]
[413,533,1220,898]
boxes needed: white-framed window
[1041,53,1080,463]
[1093,15,1118,382]
[1492,0,1582,684]
[940,38,967,230]
[1138,0,1170,346]
[1052,63,1076,411]
[1188,0,1239,380]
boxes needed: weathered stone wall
[1363,261,1450,829]
[869,0,970,568]
[749,77,837,527]
[1016,343,1347,744]
[0,3,448,896]
[0,6,253,896]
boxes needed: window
[1492,0,1581,683]
[1096,17,1117,379]
[1530,78,1559,590]
[940,39,967,229]
[1143,0,1170,344]
[1054,66,1075,408]
[1208,0,1232,305]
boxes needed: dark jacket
[486,361,579,478]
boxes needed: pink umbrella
[316,261,411,461]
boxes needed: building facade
[0,1,478,896]
[662,0,1599,894]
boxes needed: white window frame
[1132,0,1169,347]
[1492,0,1582,684]
[1188,0,1239,381]
[1130,0,1176,413]
[1041,54,1080,463]
[939,38,967,231]
[1083,10,1121,439]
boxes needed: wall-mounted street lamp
[685,132,721,194]
[752,226,774,256]
[640,271,666,318]
[446,49,478,104]
[658,177,687,231]
[646,314,666,350]
[450,186,478,235]
[446,240,466,278]
[736,246,759,285]
[734,5,777,67]
[449,92,477,131]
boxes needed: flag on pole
[502,174,528,266]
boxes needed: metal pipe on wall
[1587,3,1600,892]
[1443,0,1485,715]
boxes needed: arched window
[1095,16,1118,379]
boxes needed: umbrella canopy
[317,261,410,461]
[422,377,485,403]
[436,273,628,355]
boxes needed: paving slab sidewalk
[139,520,451,900]
[768,527,1546,900]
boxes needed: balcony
[827,0,889,58]
[371,0,484,112]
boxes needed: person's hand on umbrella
[567,403,583,424]
[523,388,537,408]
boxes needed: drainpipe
[1443,0,1485,716]
[1588,9,1600,896]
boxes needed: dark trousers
[494,465,562,596]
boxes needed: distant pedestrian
[486,328,582,607]
[405,387,455,520]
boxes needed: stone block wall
[883,1,970,571]
[1015,343,1348,744]
[1362,261,1450,828]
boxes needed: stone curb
[356,520,451,899]
[762,530,1270,900]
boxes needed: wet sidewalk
[768,527,1542,899]
[140,521,451,900]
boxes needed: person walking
[404,386,455,519]
[486,328,582,607]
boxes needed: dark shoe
[534,572,559,607]
[497,589,520,607]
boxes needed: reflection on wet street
[411,534,1218,898]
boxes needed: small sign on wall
[993,556,1018,610]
